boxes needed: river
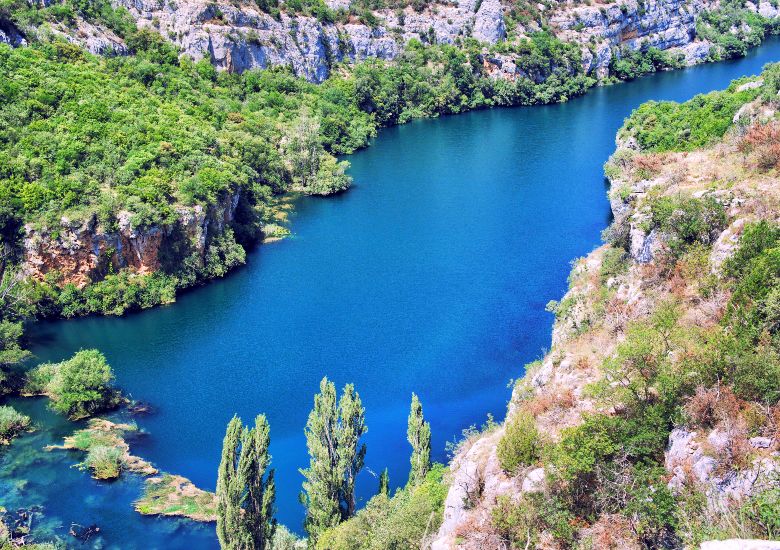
[2,38,780,549]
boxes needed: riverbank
[431,62,780,549]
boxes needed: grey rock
[521,467,545,492]
[473,0,505,43]
[631,227,657,263]
[737,78,764,92]
[749,436,773,449]
[550,0,720,77]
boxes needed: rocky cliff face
[100,0,506,81]
[16,0,775,81]
[23,192,240,287]
[0,18,26,47]
[551,0,718,78]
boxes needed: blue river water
[2,39,780,548]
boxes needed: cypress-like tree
[216,414,276,550]
[407,393,431,486]
[300,377,367,543]
[378,467,390,496]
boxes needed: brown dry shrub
[667,163,689,186]
[522,387,575,417]
[633,153,665,180]
[669,263,688,298]
[685,386,741,429]
[575,356,591,371]
[713,426,753,475]
[587,514,641,550]
[739,122,780,171]
[605,297,633,334]
[453,515,506,550]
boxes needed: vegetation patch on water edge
[22,349,124,420]
[0,404,32,444]
[135,474,218,522]
[45,417,157,479]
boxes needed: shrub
[492,492,575,547]
[744,487,780,539]
[649,195,726,258]
[684,386,741,428]
[25,349,121,419]
[731,347,780,404]
[621,81,763,152]
[497,412,541,474]
[82,444,124,479]
[724,221,780,279]
[739,121,780,171]
[599,247,629,284]
[316,464,447,549]
[0,405,31,442]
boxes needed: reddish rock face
[22,193,240,288]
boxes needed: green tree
[300,377,367,543]
[24,349,121,419]
[378,467,389,496]
[406,393,431,486]
[0,320,30,394]
[216,414,276,550]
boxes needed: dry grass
[739,121,780,172]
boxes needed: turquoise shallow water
[3,40,780,548]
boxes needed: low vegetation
[496,411,540,474]
[47,418,157,479]
[136,474,218,522]
[619,74,768,151]
[0,405,30,443]
[315,464,448,550]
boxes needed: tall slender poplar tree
[407,393,431,486]
[378,468,390,496]
[300,377,367,543]
[216,414,276,550]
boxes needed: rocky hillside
[3,0,779,82]
[432,65,780,549]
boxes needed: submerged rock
[69,523,101,543]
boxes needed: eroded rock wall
[23,192,240,287]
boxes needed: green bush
[497,412,541,474]
[731,347,780,404]
[724,220,780,279]
[25,349,121,419]
[649,195,726,258]
[621,79,765,152]
[599,246,629,283]
[0,405,31,442]
[82,444,123,479]
[492,492,575,548]
[608,46,684,81]
[744,487,780,539]
[316,464,447,550]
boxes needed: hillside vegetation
[431,62,780,549]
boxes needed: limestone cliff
[23,191,241,287]
[11,0,779,82]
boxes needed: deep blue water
[3,39,780,548]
